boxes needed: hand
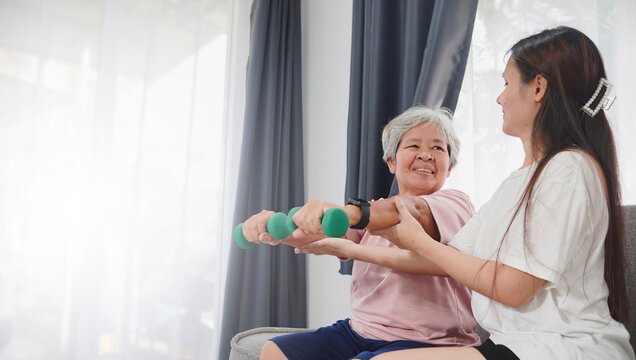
[369,198,432,251]
[292,198,339,235]
[294,237,353,258]
[242,210,281,246]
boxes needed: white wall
[300,0,353,328]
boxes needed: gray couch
[229,205,636,359]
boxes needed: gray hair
[381,106,460,168]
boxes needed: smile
[413,168,434,174]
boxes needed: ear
[446,165,452,178]
[387,157,397,174]
[533,74,548,103]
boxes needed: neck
[398,187,434,197]
[521,135,537,168]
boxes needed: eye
[406,144,419,149]
[432,146,445,151]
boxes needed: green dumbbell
[286,206,301,232]
[233,210,295,249]
[286,206,349,237]
[284,206,349,237]
[267,212,294,240]
[234,207,350,249]
[321,208,349,237]
[233,223,254,249]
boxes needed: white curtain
[448,0,636,208]
[0,0,249,358]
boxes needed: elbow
[497,282,540,308]
[501,292,534,308]
[493,271,543,308]
[396,195,433,224]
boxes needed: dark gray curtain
[341,0,478,274]
[218,0,306,358]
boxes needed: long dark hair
[506,26,627,322]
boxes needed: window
[449,0,635,207]
[0,0,243,358]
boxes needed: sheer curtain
[448,0,636,208]
[0,0,248,358]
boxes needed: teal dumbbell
[233,223,254,249]
[233,208,300,250]
[286,206,349,237]
[321,208,350,237]
[234,207,350,249]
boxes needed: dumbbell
[233,207,350,249]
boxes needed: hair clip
[581,78,616,117]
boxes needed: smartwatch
[347,197,371,229]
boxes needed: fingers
[259,232,278,246]
[294,239,326,255]
[293,199,329,234]
[294,237,349,258]
[294,244,311,254]
[395,198,416,222]
[243,210,274,244]
[394,197,408,216]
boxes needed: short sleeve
[499,152,607,283]
[346,228,366,244]
[449,208,482,255]
[421,189,476,245]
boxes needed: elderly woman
[242,106,479,360]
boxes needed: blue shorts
[269,319,435,360]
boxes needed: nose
[417,151,433,161]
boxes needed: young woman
[370,27,635,359]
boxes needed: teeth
[414,168,433,174]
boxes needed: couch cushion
[624,205,635,352]
[229,327,313,360]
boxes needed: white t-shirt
[450,151,634,360]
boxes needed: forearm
[417,238,545,308]
[344,195,440,240]
[344,243,447,275]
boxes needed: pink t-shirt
[347,189,480,346]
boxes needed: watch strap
[347,197,370,229]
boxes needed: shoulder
[549,149,594,167]
[421,188,472,205]
[534,150,607,214]
[421,189,476,225]
[541,150,603,186]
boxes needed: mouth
[413,168,434,175]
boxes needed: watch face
[348,198,368,207]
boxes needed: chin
[502,127,516,137]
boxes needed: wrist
[344,205,362,227]
[412,234,439,259]
[341,241,357,260]
[346,198,371,229]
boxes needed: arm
[386,199,545,308]
[296,238,446,275]
[423,240,545,308]
[294,195,440,240]
[345,195,441,240]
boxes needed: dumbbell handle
[234,207,350,249]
